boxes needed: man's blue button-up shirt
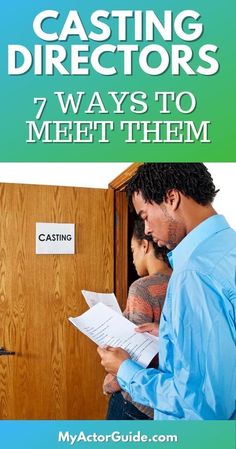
[117,215,236,420]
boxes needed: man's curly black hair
[126,163,219,207]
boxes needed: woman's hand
[135,322,159,336]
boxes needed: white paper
[69,303,158,367]
[81,290,122,314]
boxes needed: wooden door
[0,183,113,419]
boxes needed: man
[98,163,236,420]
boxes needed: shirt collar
[167,215,230,269]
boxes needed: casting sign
[36,223,75,254]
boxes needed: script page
[81,289,122,314]
[69,303,158,367]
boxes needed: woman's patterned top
[103,272,171,419]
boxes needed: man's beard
[166,219,178,249]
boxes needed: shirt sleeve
[117,270,236,420]
[103,373,121,394]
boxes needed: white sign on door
[36,223,75,254]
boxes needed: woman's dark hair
[132,217,170,265]
[126,163,219,208]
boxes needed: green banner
[0,421,235,449]
[1,0,235,161]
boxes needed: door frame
[109,163,143,308]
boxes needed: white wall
[206,163,235,230]
[0,162,235,229]
[0,163,131,189]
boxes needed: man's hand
[135,322,159,336]
[97,346,130,375]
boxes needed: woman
[103,217,172,420]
